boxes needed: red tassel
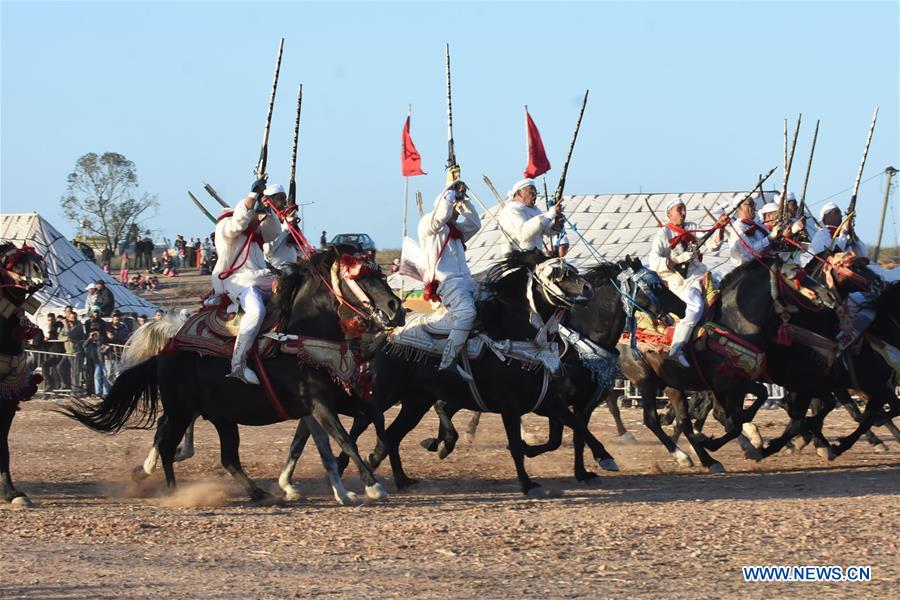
[775,323,793,346]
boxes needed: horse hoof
[522,433,543,446]
[671,448,694,467]
[10,495,35,508]
[251,490,280,506]
[334,490,362,507]
[743,447,763,462]
[598,458,620,472]
[437,441,455,460]
[781,445,795,456]
[707,462,726,474]
[395,476,420,490]
[365,483,388,501]
[419,438,439,452]
[131,465,151,482]
[282,487,303,502]
[873,442,890,453]
[173,448,195,462]
[462,432,475,444]
[578,473,602,486]
[524,484,548,498]
[617,431,638,444]
[817,446,837,461]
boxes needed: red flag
[524,109,551,178]
[401,116,425,176]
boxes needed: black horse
[357,250,615,496]
[65,247,405,503]
[422,257,687,482]
[0,242,49,507]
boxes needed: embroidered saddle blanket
[169,308,282,359]
[386,309,562,374]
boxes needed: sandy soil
[2,398,898,599]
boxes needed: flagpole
[403,104,411,240]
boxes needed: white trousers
[233,286,269,370]
[434,277,477,367]
[671,282,704,352]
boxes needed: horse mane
[717,258,767,294]
[583,261,622,286]
[479,250,546,301]
[272,244,361,318]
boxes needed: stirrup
[227,366,260,385]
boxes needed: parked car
[329,233,377,260]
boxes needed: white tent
[465,190,777,277]
[0,212,158,318]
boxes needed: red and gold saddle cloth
[167,308,282,360]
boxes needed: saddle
[386,308,562,374]
[169,305,282,360]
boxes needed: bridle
[0,244,48,297]
[327,252,392,332]
[531,259,586,309]
[613,264,669,357]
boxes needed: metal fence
[26,341,127,398]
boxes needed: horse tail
[61,357,159,433]
[119,314,185,370]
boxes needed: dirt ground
[2,397,898,599]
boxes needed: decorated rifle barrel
[288,83,303,206]
[848,106,879,216]
[445,43,456,170]
[553,89,589,205]
[187,191,216,224]
[256,37,285,179]
[202,183,230,208]
[798,119,820,215]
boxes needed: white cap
[664,196,685,214]
[760,202,779,216]
[508,178,537,198]
[85,283,96,291]
[819,202,841,221]
[263,183,285,196]
[773,191,797,204]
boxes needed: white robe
[212,198,282,300]
[498,201,558,255]
[418,190,481,286]
[647,221,708,297]
[728,219,771,268]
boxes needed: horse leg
[209,419,272,504]
[602,388,634,442]
[541,401,619,473]
[303,416,361,506]
[703,383,768,452]
[760,393,815,458]
[463,411,482,443]
[668,390,722,471]
[157,412,193,492]
[336,414,370,476]
[311,400,387,500]
[420,399,460,459]
[1,407,32,507]
[883,419,900,445]
[174,415,197,462]
[499,409,544,497]
[373,396,433,489]
[522,418,564,457]
[830,394,897,457]
[638,382,692,467]
[840,391,889,451]
[278,418,312,501]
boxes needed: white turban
[664,197,685,214]
[263,183,285,196]
[819,202,841,221]
[508,178,537,199]
[759,202,779,216]
[773,191,797,205]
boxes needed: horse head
[0,242,49,304]
[276,244,404,340]
[531,257,593,309]
[616,255,686,322]
[817,250,881,299]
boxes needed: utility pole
[873,165,898,262]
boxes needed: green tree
[61,152,158,253]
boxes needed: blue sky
[2,1,898,248]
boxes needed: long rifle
[444,43,457,178]
[778,114,802,221]
[483,175,505,204]
[643,197,664,227]
[288,84,303,206]
[798,119,820,220]
[845,106,879,239]
[674,167,777,275]
[202,183,230,208]
[552,89,589,206]
[188,191,217,224]
[255,37,285,180]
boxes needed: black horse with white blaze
[64,247,404,503]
